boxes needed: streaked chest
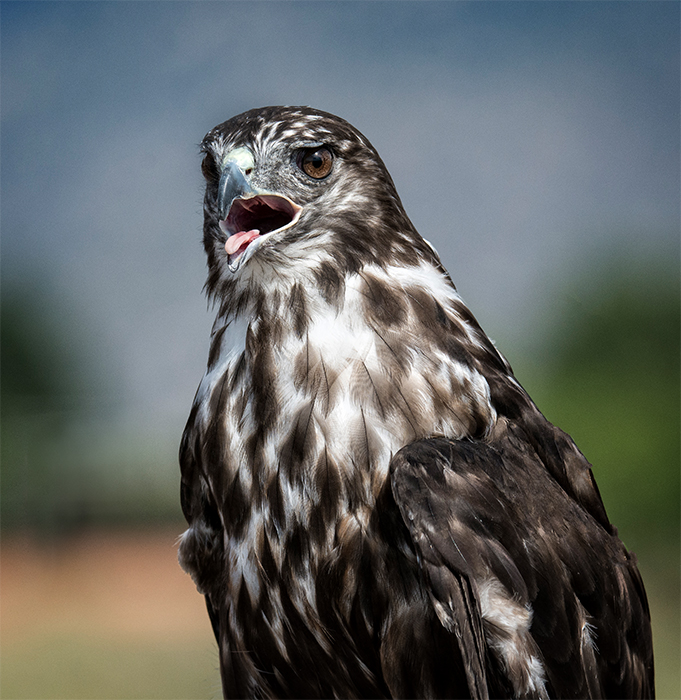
[194,264,496,509]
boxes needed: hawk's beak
[217,161,256,220]
[217,157,302,273]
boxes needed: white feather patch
[478,577,549,699]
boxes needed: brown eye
[201,153,218,181]
[300,147,333,179]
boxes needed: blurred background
[1,2,678,698]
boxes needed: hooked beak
[217,158,302,273]
[217,161,257,220]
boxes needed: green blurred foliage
[511,255,680,699]
[1,286,86,531]
[1,285,181,533]
[517,258,680,553]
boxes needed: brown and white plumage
[179,106,654,699]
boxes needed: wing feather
[389,424,654,699]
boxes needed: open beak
[217,161,302,273]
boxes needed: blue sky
[2,1,679,462]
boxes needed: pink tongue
[224,229,260,255]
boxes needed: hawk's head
[200,106,440,301]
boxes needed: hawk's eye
[300,148,333,179]
[201,153,218,181]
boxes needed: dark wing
[388,420,654,699]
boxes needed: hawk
[179,106,654,699]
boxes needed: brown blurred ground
[1,527,677,699]
[1,527,221,699]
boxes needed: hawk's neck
[196,260,498,513]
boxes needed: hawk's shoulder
[388,421,654,699]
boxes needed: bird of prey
[178,106,654,699]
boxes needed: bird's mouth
[219,194,302,272]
